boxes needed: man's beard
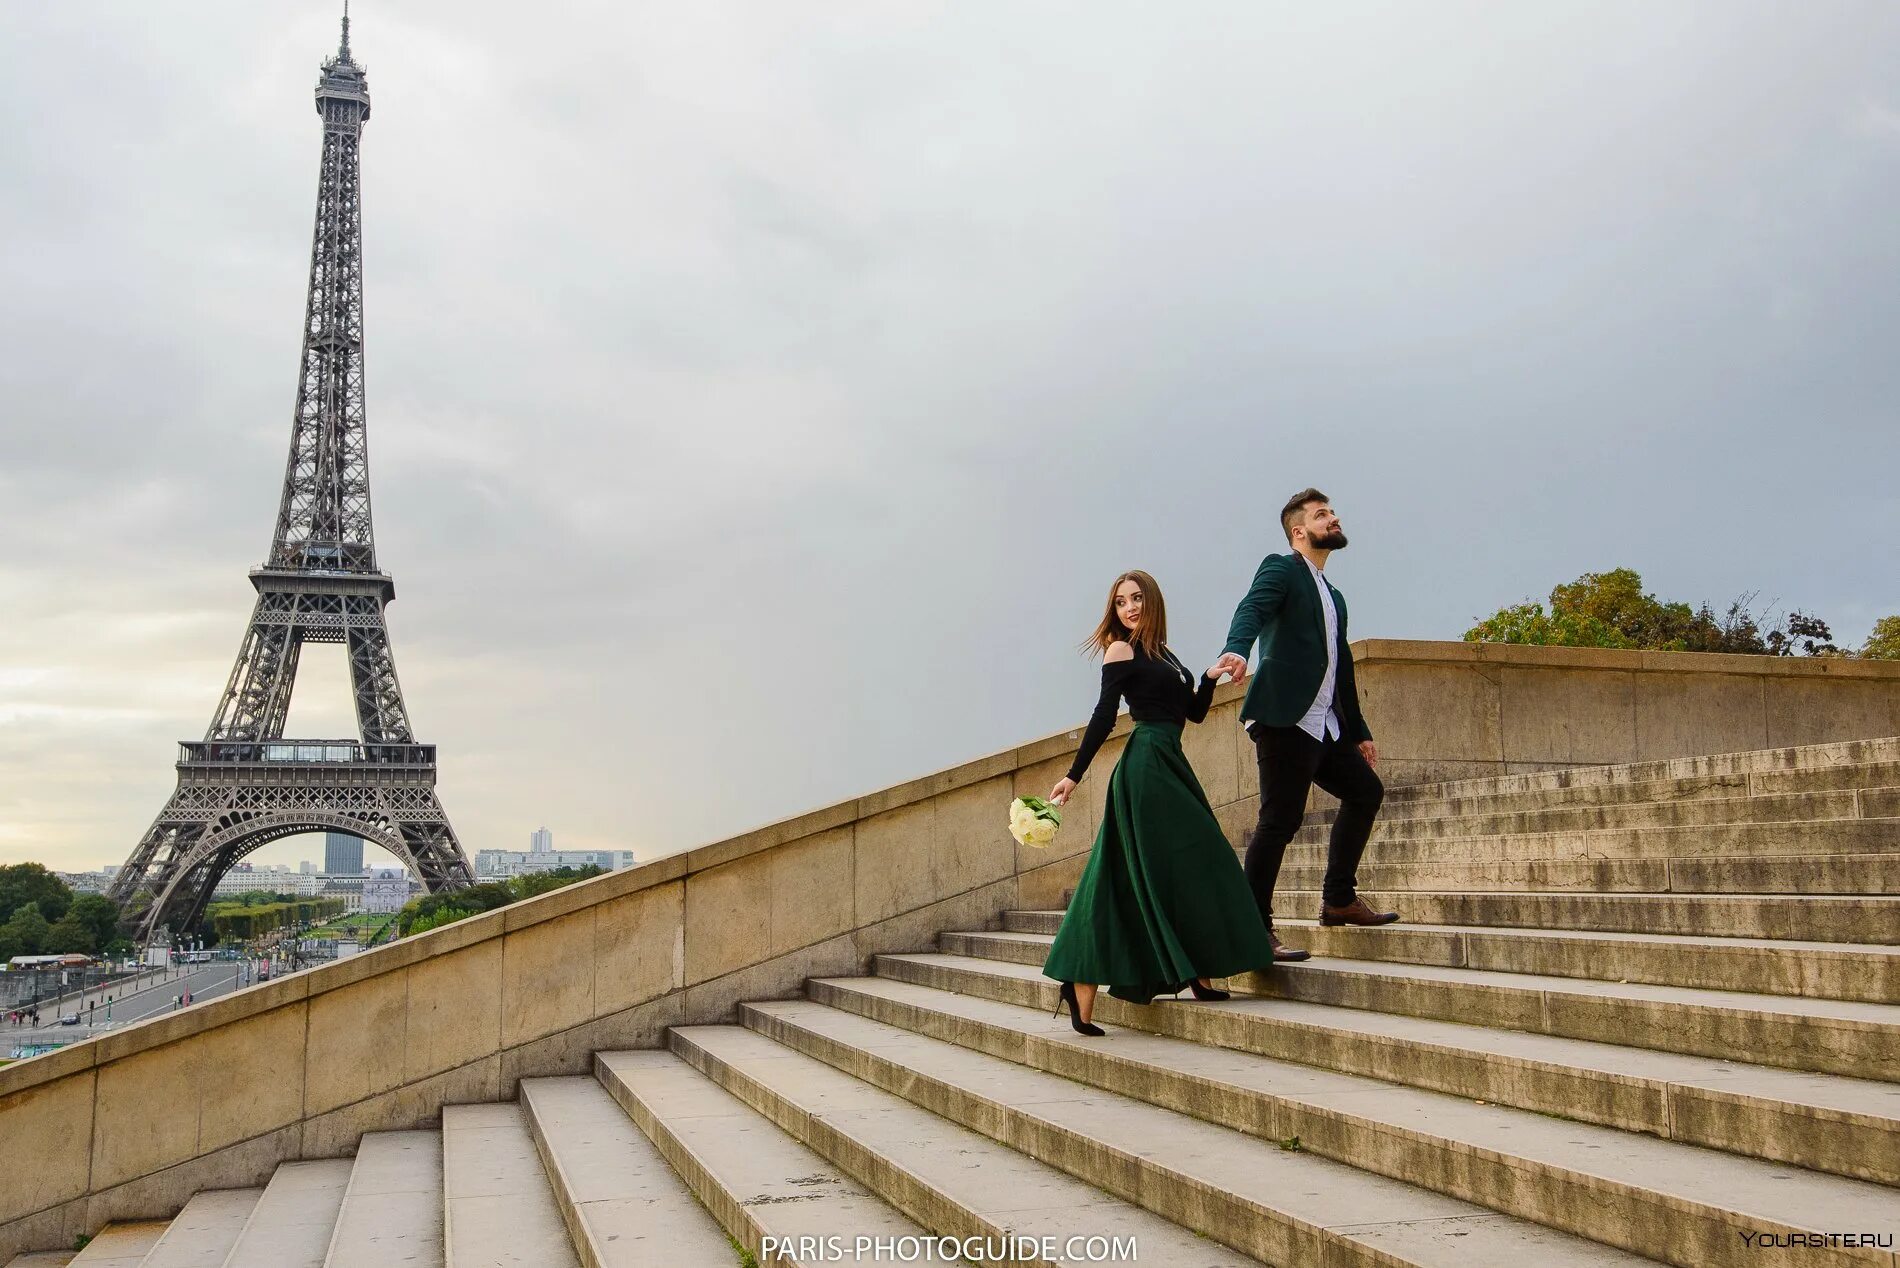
[1311,530,1348,550]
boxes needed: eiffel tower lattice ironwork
[109,12,472,944]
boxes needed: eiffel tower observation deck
[106,9,473,946]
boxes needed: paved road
[12,965,172,1019]
[6,964,252,1052]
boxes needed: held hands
[1214,652,1248,684]
[1049,778,1077,807]
[1359,740,1378,770]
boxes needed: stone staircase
[13,737,1896,1267]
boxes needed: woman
[1043,570,1276,1036]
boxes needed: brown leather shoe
[1268,925,1311,962]
[1319,897,1400,927]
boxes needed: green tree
[1463,601,1632,649]
[68,895,122,949]
[397,882,513,936]
[0,864,73,925]
[44,913,97,955]
[1861,616,1900,661]
[407,906,478,935]
[1468,569,1844,656]
[1546,569,1696,648]
[507,866,604,902]
[389,868,608,937]
[1,902,53,958]
[1766,611,1841,657]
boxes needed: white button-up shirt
[1296,553,1342,742]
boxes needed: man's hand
[1215,652,1249,684]
[1358,740,1378,770]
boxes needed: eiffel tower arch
[109,13,472,945]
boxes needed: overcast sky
[3,3,1897,875]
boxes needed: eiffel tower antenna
[109,14,471,945]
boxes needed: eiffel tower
[109,10,472,944]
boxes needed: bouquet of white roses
[1009,796,1062,848]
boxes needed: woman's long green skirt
[1043,721,1275,1004]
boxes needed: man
[1216,488,1398,962]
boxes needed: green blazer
[1222,552,1373,743]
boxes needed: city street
[5,963,252,1053]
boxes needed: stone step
[517,1075,732,1267]
[1002,909,1900,1003]
[1311,769,1754,827]
[1307,760,1900,831]
[1754,758,1900,797]
[1268,852,1897,895]
[138,1188,261,1267]
[734,997,1672,1267]
[441,1102,579,1268]
[222,1160,352,1268]
[63,1223,166,1268]
[939,930,1900,1080]
[1294,790,1897,846]
[757,987,1900,1268]
[825,966,1900,1187]
[1377,736,1900,808]
[1282,918,1899,1003]
[593,1049,930,1264]
[323,1130,443,1268]
[664,1022,1263,1266]
[4,1252,75,1267]
[1268,889,1900,942]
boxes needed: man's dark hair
[1280,488,1328,544]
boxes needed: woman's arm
[1053,643,1135,798]
[1186,669,1221,724]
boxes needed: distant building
[324,832,365,875]
[530,826,553,854]
[59,870,113,895]
[212,865,320,898]
[319,873,366,909]
[361,868,410,913]
[299,860,316,875]
[474,848,634,879]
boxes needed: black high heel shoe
[1056,982,1105,1037]
[1187,979,1230,1002]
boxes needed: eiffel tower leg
[396,801,473,889]
[107,794,214,945]
[346,609,414,744]
[207,594,302,743]
[164,853,227,942]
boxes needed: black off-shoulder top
[1066,642,1220,784]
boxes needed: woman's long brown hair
[1084,570,1168,661]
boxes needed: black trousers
[1244,723,1384,918]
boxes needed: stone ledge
[1357,638,1900,679]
